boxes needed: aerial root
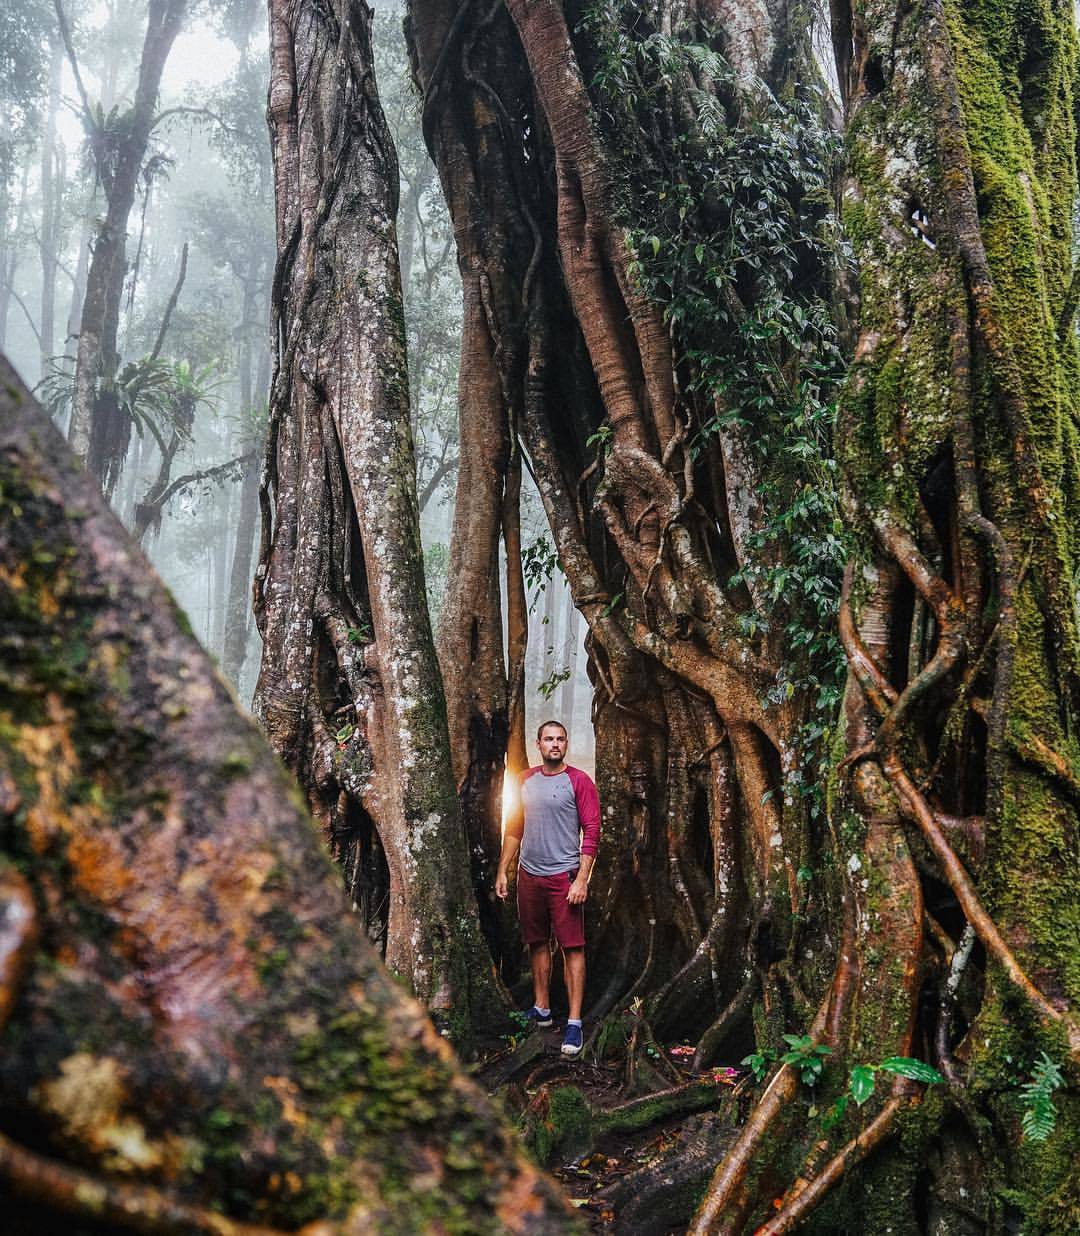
[838,563,896,718]
[689,861,863,1234]
[883,756,1080,1059]
[840,540,1080,1058]
[693,974,758,1071]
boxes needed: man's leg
[529,942,553,1011]
[563,946,585,1022]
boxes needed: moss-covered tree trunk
[253,0,504,1040]
[0,357,572,1234]
[693,0,1080,1229]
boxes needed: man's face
[538,726,567,763]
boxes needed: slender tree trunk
[66,0,189,496]
[255,0,505,1039]
[0,356,572,1234]
[38,36,64,378]
[222,447,261,686]
[65,218,90,355]
[223,233,272,688]
[0,159,31,354]
[222,329,266,688]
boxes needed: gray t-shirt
[519,766,599,876]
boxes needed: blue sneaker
[561,1022,583,1057]
[523,1005,553,1028]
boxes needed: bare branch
[135,451,254,544]
[151,106,250,140]
[52,0,95,132]
[3,284,43,349]
[149,242,188,363]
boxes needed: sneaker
[522,1005,553,1028]
[561,1022,583,1057]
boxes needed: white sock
[567,1018,582,1027]
[535,1006,551,1016]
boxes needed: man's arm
[567,768,601,904]
[567,852,594,905]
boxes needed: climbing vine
[579,0,849,813]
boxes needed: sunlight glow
[501,770,519,841]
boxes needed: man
[495,720,600,1057]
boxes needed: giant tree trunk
[408,0,817,1040]
[405,0,1080,1221]
[66,0,188,495]
[254,0,504,1040]
[406,0,553,973]
[693,0,1080,1230]
[0,357,571,1234]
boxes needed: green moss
[220,749,253,776]
[521,1085,592,1166]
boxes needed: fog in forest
[0,0,594,769]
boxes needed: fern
[1020,1053,1064,1143]
[692,89,726,142]
[683,42,728,84]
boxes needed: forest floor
[474,1022,750,1234]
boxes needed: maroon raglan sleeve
[568,767,601,856]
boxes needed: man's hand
[566,876,589,905]
[495,870,509,900]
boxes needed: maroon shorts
[517,866,585,949]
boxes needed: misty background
[0,0,594,770]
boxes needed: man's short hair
[537,720,567,741]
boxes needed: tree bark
[402,0,831,1067]
[0,356,573,1234]
[254,0,504,1039]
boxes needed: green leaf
[878,1057,945,1085]
[695,243,705,265]
[650,235,661,257]
[600,591,625,618]
[849,1065,876,1106]
[741,1050,772,1082]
